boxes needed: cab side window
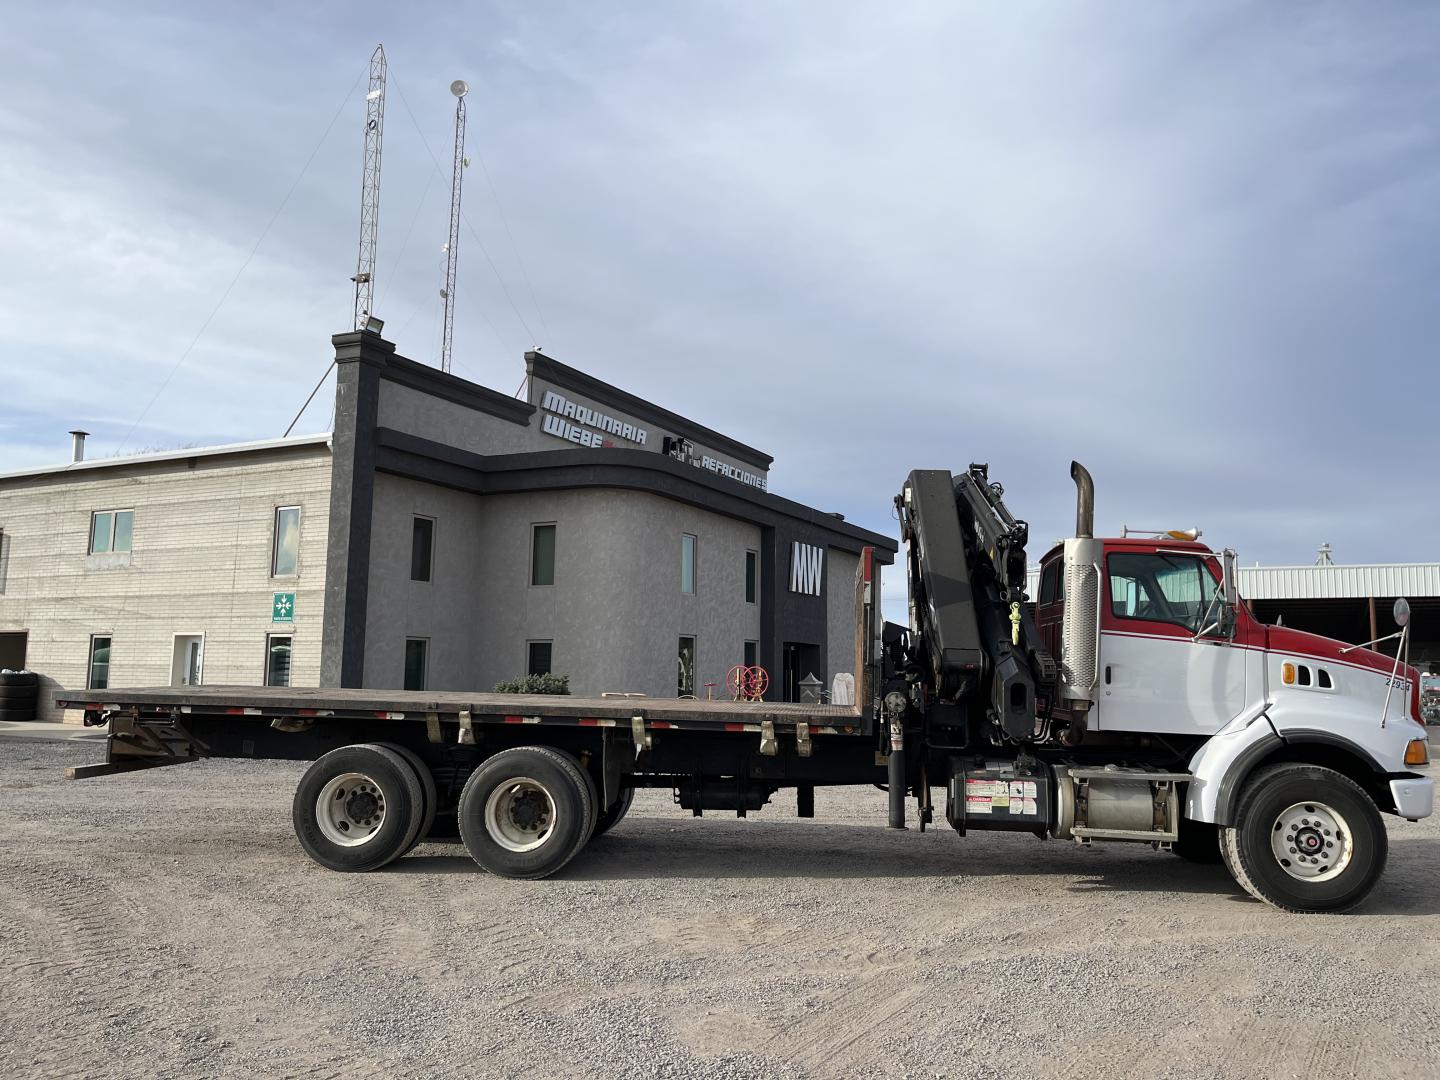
[1107,552,1218,634]
[1038,561,1062,605]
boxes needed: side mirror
[1394,597,1411,629]
[1220,549,1239,637]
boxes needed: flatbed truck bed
[57,684,864,729]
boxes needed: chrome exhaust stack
[1060,462,1101,707]
[1071,460,1094,540]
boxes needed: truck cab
[1033,533,1430,824]
[892,461,1431,913]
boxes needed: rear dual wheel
[458,746,596,879]
[593,785,634,837]
[293,743,432,872]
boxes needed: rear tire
[457,746,594,879]
[292,744,425,872]
[374,742,437,854]
[1221,763,1387,913]
[593,786,635,837]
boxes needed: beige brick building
[0,436,331,722]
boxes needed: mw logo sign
[789,542,824,596]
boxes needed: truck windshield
[1108,552,1220,635]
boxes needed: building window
[272,507,301,576]
[527,640,553,677]
[411,516,434,582]
[744,640,758,669]
[404,638,428,691]
[265,634,292,687]
[681,534,697,594]
[531,523,556,587]
[89,510,133,555]
[87,635,112,689]
[677,636,696,697]
[745,550,757,604]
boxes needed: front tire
[457,747,595,879]
[292,744,426,872]
[1221,763,1387,913]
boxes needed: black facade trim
[323,335,385,687]
[382,351,535,426]
[372,427,896,559]
[526,351,774,470]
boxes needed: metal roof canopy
[1025,560,1440,601]
[1237,563,1440,600]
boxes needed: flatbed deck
[56,685,866,729]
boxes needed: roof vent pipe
[69,430,90,463]
[1071,460,1094,539]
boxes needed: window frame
[271,506,301,578]
[89,509,134,555]
[264,633,293,688]
[527,639,553,677]
[411,515,435,583]
[530,522,557,588]
[404,637,429,691]
[87,634,112,690]
[1105,551,1221,636]
[745,549,758,604]
[681,533,698,595]
[743,639,758,669]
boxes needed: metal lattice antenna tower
[440,79,469,373]
[352,45,387,331]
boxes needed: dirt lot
[2,737,1439,1080]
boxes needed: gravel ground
[2,737,1438,1080]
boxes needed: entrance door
[1093,551,1246,736]
[171,635,204,686]
[782,642,820,702]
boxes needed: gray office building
[0,329,896,721]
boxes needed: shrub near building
[495,673,571,695]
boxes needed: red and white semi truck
[60,462,1432,913]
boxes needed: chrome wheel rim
[1270,800,1353,881]
[484,777,556,852]
[316,772,387,847]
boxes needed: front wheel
[1222,763,1387,913]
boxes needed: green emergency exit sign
[272,592,295,623]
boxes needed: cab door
[1093,549,1247,736]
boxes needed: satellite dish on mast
[450,80,469,98]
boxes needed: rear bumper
[1390,776,1433,820]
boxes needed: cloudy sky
[4,1,1438,600]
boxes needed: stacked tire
[0,670,39,723]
